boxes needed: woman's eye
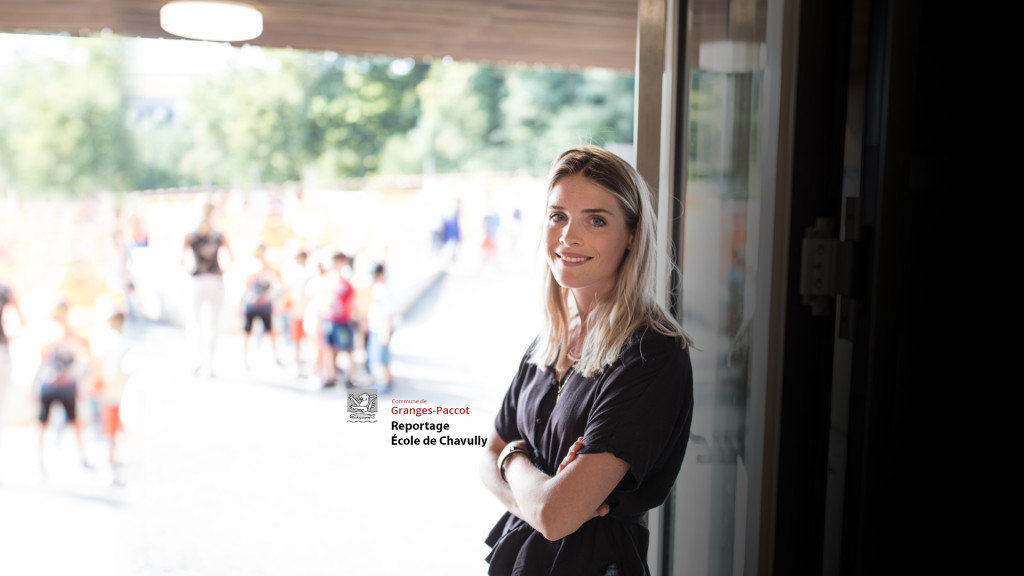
[549,213,566,223]
[590,217,606,227]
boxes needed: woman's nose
[560,219,581,246]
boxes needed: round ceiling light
[160,1,264,42]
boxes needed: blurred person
[307,251,356,388]
[482,209,501,263]
[440,198,463,261]
[281,248,313,373]
[35,301,92,471]
[0,281,26,447]
[106,229,130,313]
[241,243,283,370]
[322,252,356,388]
[182,202,234,378]
[88,305,133,481]
[349,255,374,375]
[509,207,524,251]
[480,145,694,575]
[124,210,149,319]
[127,211,149,248]
[366,263,396,393]
[303,253,334,388]
[83,296,125,443]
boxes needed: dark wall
[774,0,959,574]
[773,0,851,574]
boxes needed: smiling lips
[557,252,591,264]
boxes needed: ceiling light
[160,1,263,42]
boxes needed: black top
[486,326,693,576]
[187,230,225,276]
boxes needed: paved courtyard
[0,255,540,576]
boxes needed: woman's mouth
[557,253,591,264]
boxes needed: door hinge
[800,197,862,319]
[800,218,839,316]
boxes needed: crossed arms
[479,428,629,541]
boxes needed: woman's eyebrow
[548,204,615,215]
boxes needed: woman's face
[545,174,634,304]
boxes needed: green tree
[394,61,635,177]
[500,66,635,175]
[406,60,494,174]
[0,34,635,193]
[305,54,427,179]
[0,36,133,195]
[179,49,315,186]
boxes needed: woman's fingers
[588,502,610,520]
[557,436,586,474]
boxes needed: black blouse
[187,230,225,276]
[486,326,694,576]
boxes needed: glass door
[670,0,787,573]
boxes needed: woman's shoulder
[625,323,687,353]
[617,325,691,372]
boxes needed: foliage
[181,49,315,186]
[0,36,134,194]
[0,34,635,195]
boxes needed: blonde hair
[195,202,215,236]
[529,145,691,377]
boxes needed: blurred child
[241,243,283,369]
[281,249,312,374]
[320,252,356,388]
[366,263,396,393]
[304,252,333,388]
[88,307,132,480]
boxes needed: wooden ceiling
[0,0,641,70]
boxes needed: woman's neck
[570,288,604,322]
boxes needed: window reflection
[675,0,766,573]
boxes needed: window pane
[674,0,767,573]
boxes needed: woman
[181,201,233,377]
[0,281,25,447]
[36,301,91,470]
[480,145,694,575]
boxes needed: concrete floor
[0,253,540,576]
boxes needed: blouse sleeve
[492,341,538,443]
[577,332,693,491]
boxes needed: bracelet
[497,442,529,483]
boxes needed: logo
[347,390,378,423]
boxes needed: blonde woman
[481,145,694,575]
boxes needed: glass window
[673,0,768,573]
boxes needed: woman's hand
[483,428,624,540]
[479,430,526,519]
[558,436,584,474]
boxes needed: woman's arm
[181,236,191,268]
[480,427,626,541]
[479,429,525,519]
